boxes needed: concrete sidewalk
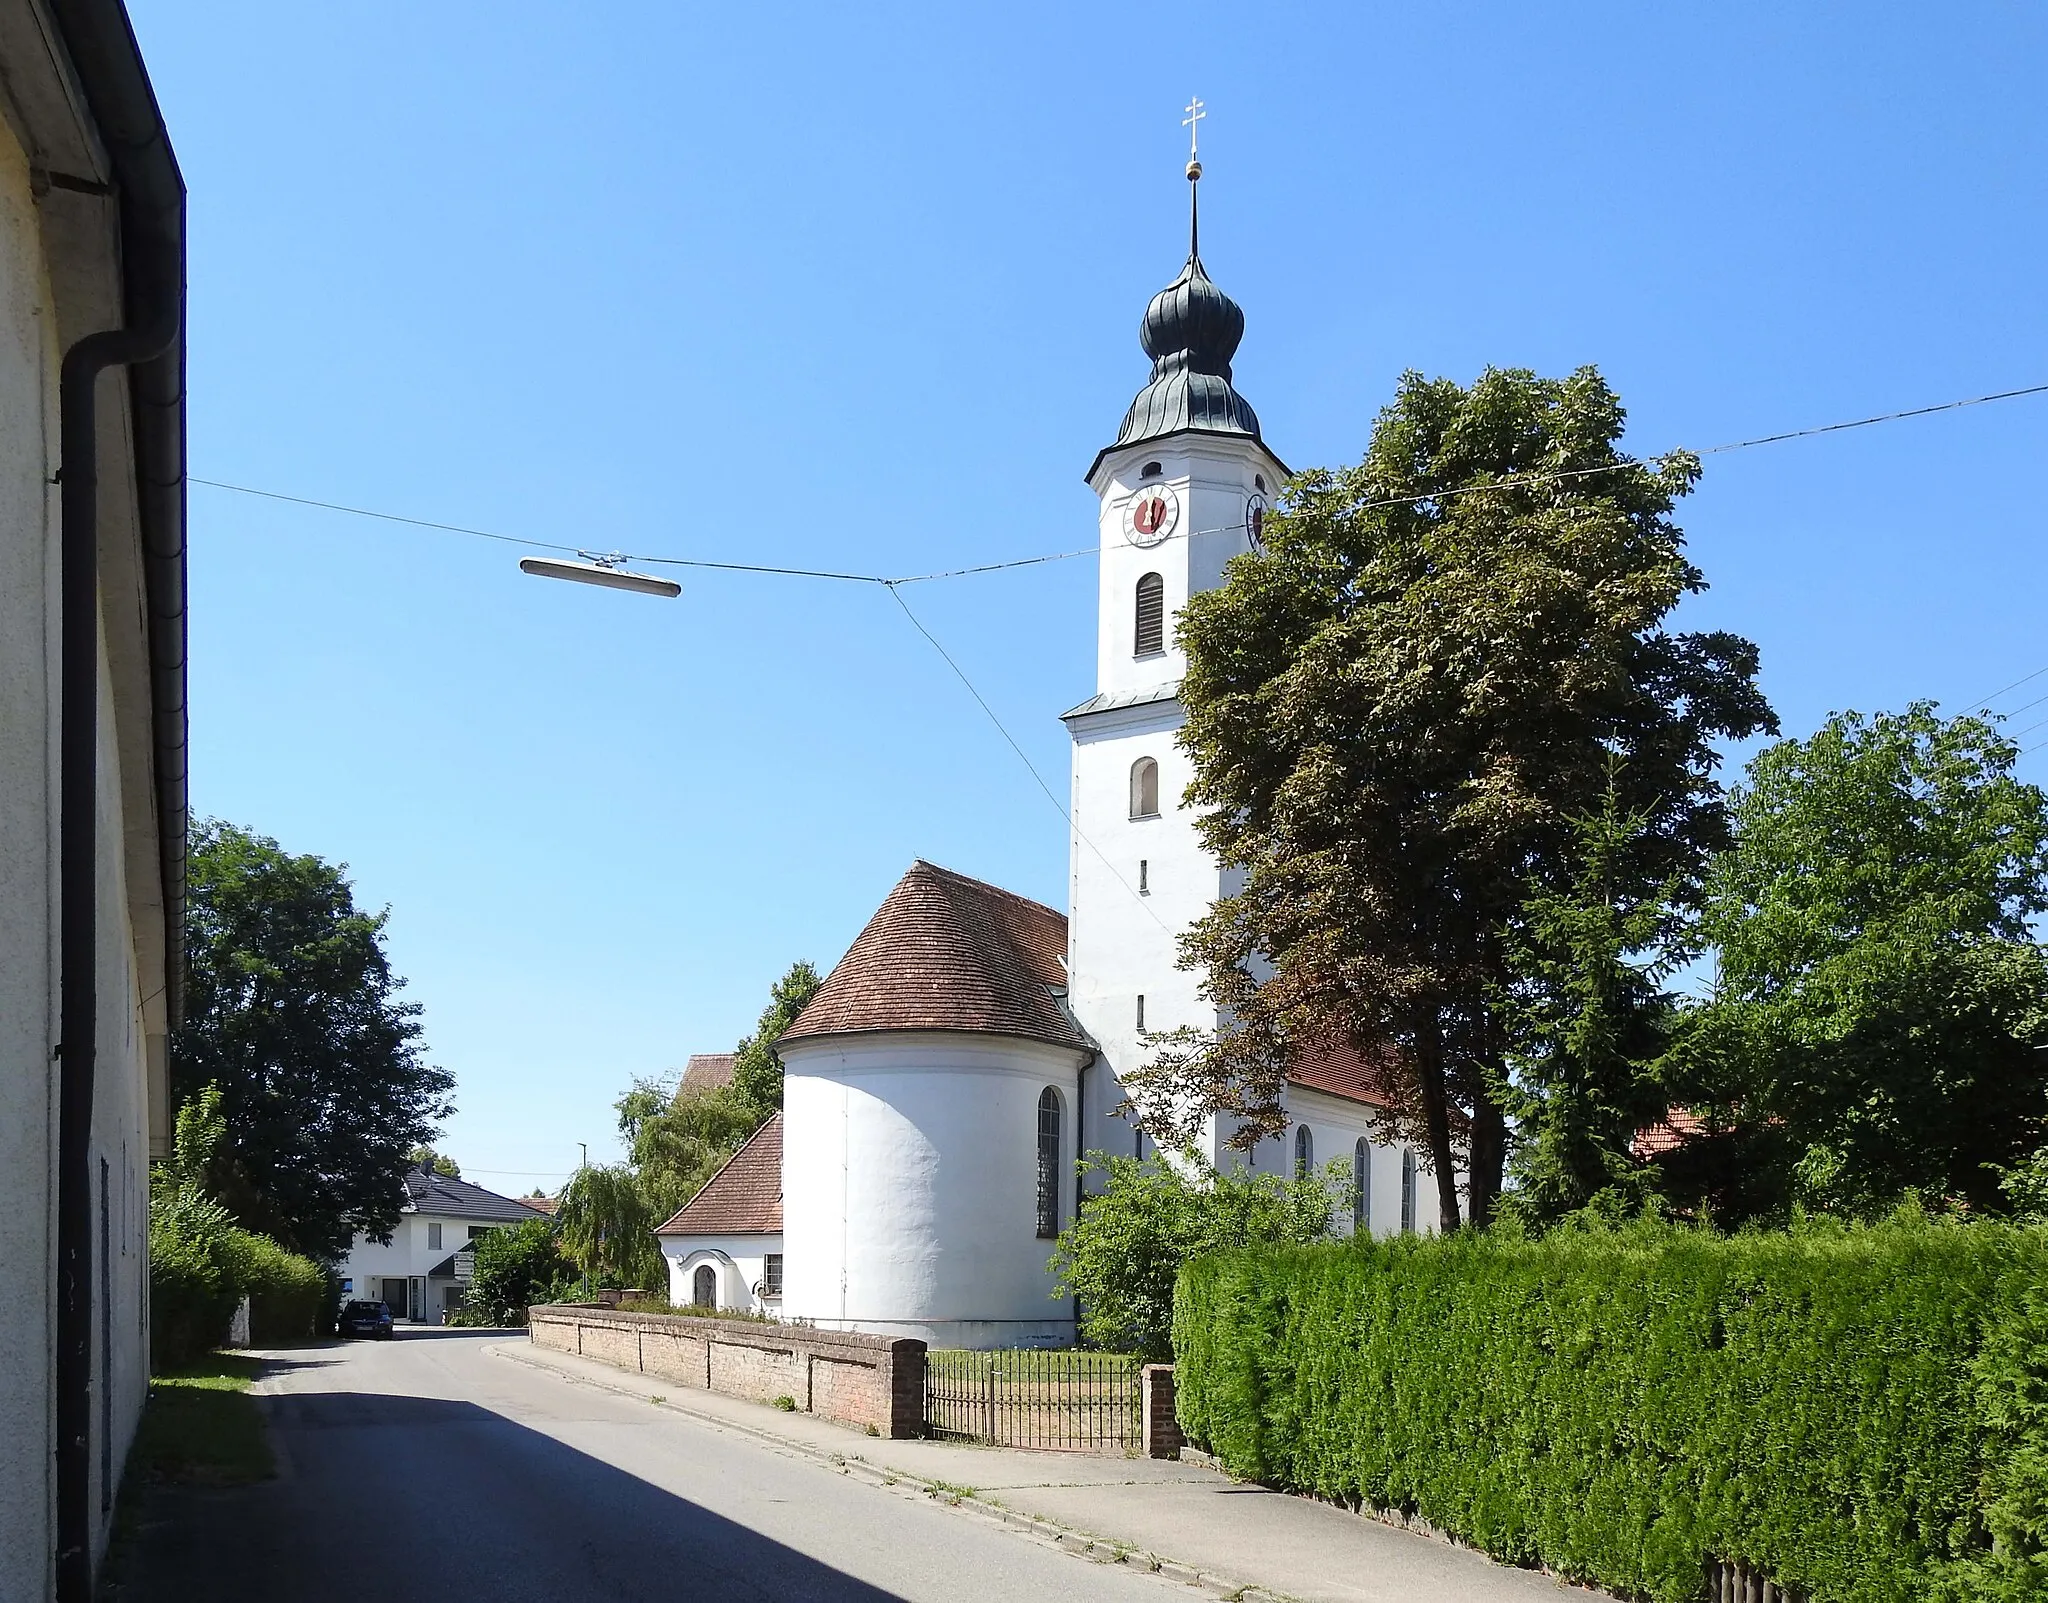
[493,1338,1613,1603]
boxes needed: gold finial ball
[1186,158,1202,181]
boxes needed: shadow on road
[108,1388,908,1602]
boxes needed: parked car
[337,1299,395,1340]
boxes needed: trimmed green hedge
[1174,1216,2048,1602]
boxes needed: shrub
[1049,1152,1346,1361]
[1174,1213,2048,1603]
[457,1217,573,1325]
[149,1181,243,1369]
[228,1230,330,1344]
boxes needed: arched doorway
[692,1263,716,1308]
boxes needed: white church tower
[1062,123,1289,1175]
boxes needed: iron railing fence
[923,1349,1141,1454]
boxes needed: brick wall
[528,1307,926,1438]
[1142,1364,1182,1460]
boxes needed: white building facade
[0,5,188,1595]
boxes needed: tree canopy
[1142,366,1774,1228]
[730,960,823,1113]
[174,819,454,1260]
[1667,705,2048,1218]
[408,1145,460,1177]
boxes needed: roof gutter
[44,3,186,1597]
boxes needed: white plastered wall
[780,1031,1087,1349]
[660,1235,783,1315]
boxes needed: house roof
[780,861,1085,1053]
[1633,1109,1707,1160]
[402,1166,548,1224]
[656,1114,783,1237]
[522,1195,559,1215]
[1287,1035,1397,1111]
[679,1053,736,1096]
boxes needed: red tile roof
[656,1114,783,1236]
[678,1053,736,1096]
[523,1195,559,1215]
[780,861,1085,1052]
[1633,1108,1707,1159]
[1286,1034,1397,1111]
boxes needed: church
[658,154,1425,1348]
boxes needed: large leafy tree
[557,1163,663,1290]
[730,960,823,1114]
[616,1072,761,1223]
[1141,367,1774,1228]
[1669,705,2048,1218]
[174,819,454,1260]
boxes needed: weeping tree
[556,1164,663,1291]
[1134,366,1774,1229]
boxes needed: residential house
[0,2,187,1596]
[656,1114,782,1314]
[336,1165,547,1324]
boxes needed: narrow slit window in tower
[1138,859,1149,894]
[1134,572,1165,656]
[1136,994,1146,1032]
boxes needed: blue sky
[130,2,2048,1191]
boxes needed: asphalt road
[116,1328,1186,1603]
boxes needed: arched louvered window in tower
[1130,757,1160,819]
[1400,1148,1417,1234]
[1036,1088,1062,1239]
[1294,1124,1314,1179]
[1134,572,1164,656]
[1354,1139,1371,1234]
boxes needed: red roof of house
[1286,1034,1397,1111]
[678,1053,736,1096]
[656,1114,783,1237]
[1633,1108,1707,1159]
[780,861,1085,1053]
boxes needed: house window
[427,1223,442,1250]
[468,1225,488,1240]
[1294,1125,1313,1179]
[1134,572,1164,655]
[692,1263,717,1308]
[1400,1148,1417,1234]
[1130,757,1159,819]
[1036,1087,1062,1239]
[1141,460,1163,479]
[1354,1140,1370,1234]
[761,1254,783,1298]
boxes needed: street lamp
[519,553,679,599]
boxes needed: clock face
[1244,492,1270,550]
[1124,483,1180,547]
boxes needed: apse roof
[656,1114,783,1237]
[779,861,1084,1053]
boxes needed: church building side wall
[780,1032,1086,1350]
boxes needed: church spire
[1087,97,1268,479]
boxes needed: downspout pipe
[46,4,187,1598]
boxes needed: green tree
[1671,705,2048,1218]
[407,1145,460,1177]
[617,1074,762,1223]
[1495,775,1677,1228]
[1049,1154,1348,1361]
[459,1216,574,1324]
[1144,367,1773,1229]
[174,819,454,1261]
[557,1163,663,1289]
[730,961,824,1116]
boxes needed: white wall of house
[781,1030,1089,1349]
[335,1214,504,1323]
[0,78,168,1600]
[1279,1085,1434,1239]
[658,1234,783,1315]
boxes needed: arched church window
[1400,1148,1417,1234]
[1036,1088,1062,1239]
[1354,1139,1371,1234]
[1134,572,1164,656]
[1130,757,1160,819]
[1141,460,1163,479]
[692,1263,716,1308]
[1255,473,1267,493]
[1294,1125,1313,1179]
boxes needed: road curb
[490,1340,1297,1602]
